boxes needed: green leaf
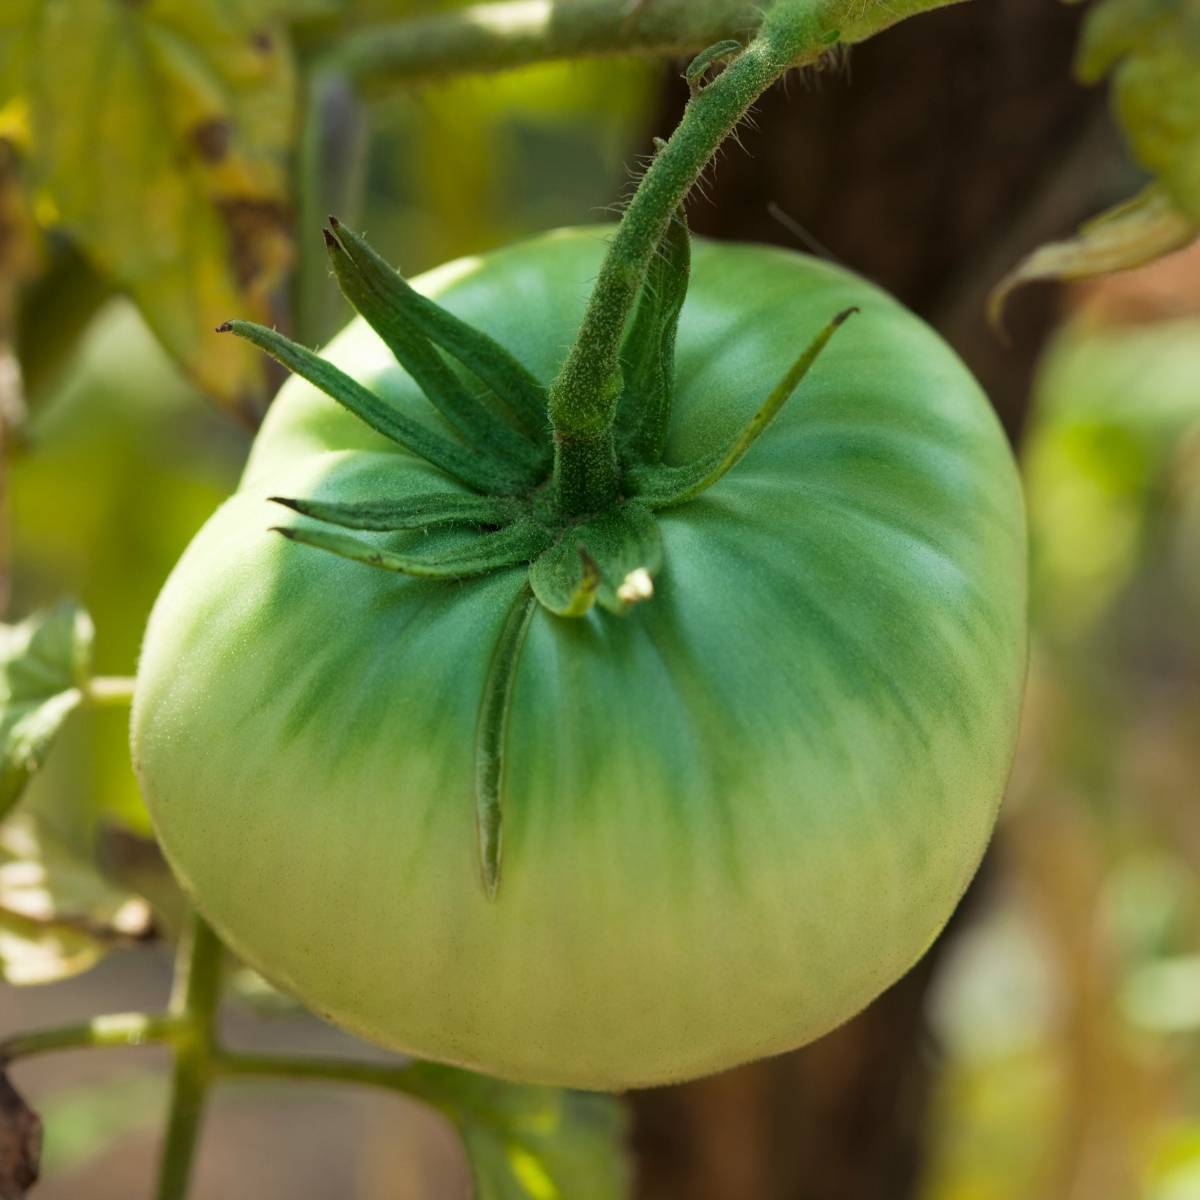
[989,185,1198,323]
[409,1065,630,1200]
[0,813,154,986]
[0,602,92,822]
[0,0,298,418]
[995,0,1200,299]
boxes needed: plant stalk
[545,0,834,513]
[323,0,964,89]
[215,1052,424,1095]
[327,0,764,89]
[0,1014,183,1062]
[154,912,224,1200]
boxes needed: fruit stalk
[545,0,837,514]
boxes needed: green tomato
[132,227,1026,1089]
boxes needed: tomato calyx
[627,304,857,509]
[218,223,854,896]
[529,501,663,616]
[220,218,854,620]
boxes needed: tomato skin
[132,227,1026,1088]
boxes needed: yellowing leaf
[0,602,92,822]
[0,813,153,986]
[0,0,297,419]
[0,136,41,430]
[998,0,1200,307]
[989,185,1198,327]
[1078,0,1200,221]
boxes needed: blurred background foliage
[1,0,1199,1197]
[924,262,1200,1200]
[2,12,657,1195]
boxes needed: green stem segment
[0,1014,183,1062]
[545,0,837,515]
[327,1,764,88]
[154,913,224,1200]
[323,0,963,89]
[0,1020,430,1099]
[214,1053,426,1097]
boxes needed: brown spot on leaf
[190,118,232,164]
[216,198,292,291]
[0,1071,41,1199]
[251,30,273,54]
[214,198,293,427]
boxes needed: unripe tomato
[132,227,1026,1088]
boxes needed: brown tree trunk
[629,2,1121,1196]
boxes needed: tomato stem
[325,0,962,89]
[614,212,691,465]
[546,0,838,516]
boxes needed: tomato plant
[132,217,1026,1088]
[19,0,1161,1192]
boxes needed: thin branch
[329,0,764,89]
[0,1013,183,1063]
[0,900,155,945]
[326,0,969,89]
[214,1053,430,1099]
[546,0,961,514]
